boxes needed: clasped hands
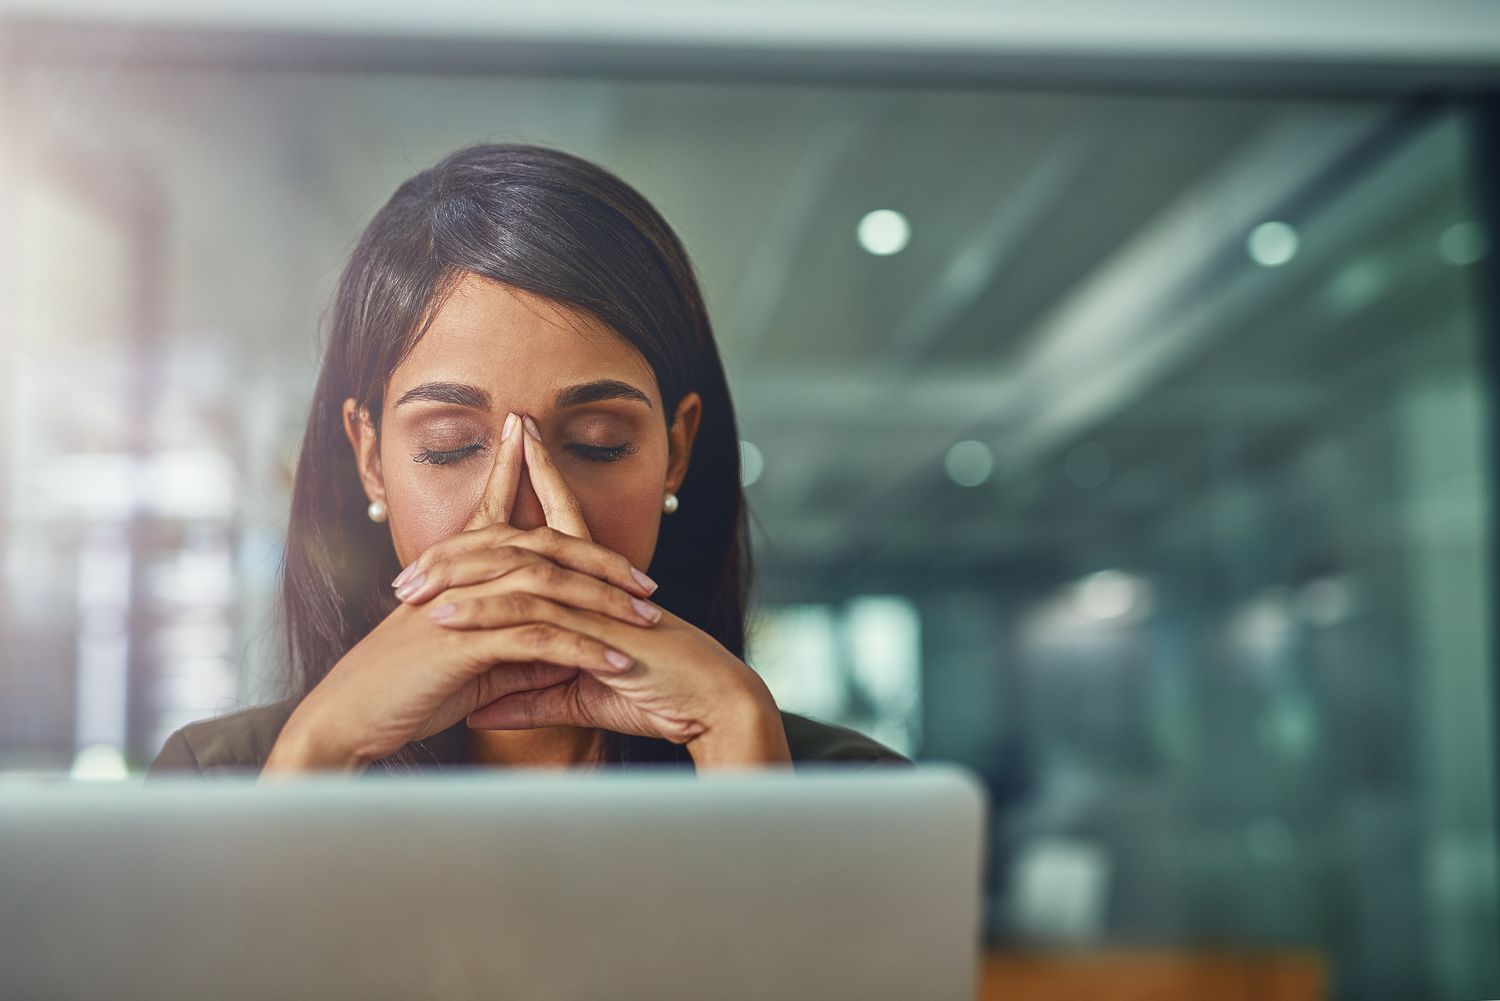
[385,412,789,768]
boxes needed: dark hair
[276,142,752,769]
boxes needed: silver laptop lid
[1,764,987,1001]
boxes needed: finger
[440,595,637,675]
[521,418,592,541]
[395,417,524,591]
[396,545,540,604]
[400,551,663,628]
[398,522,521,588]
[468,660,579,713]
[467,679,588,731]
[429,583,637,645]
[465,412,525,532]
[400,523,656,600]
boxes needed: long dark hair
[276,142,751,769]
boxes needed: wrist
[259,706,370,778]
[687,674,792,771]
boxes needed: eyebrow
[392,379,652,411]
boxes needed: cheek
[575,470,663,567]
[380,454,478,565]
[572,431,670,570]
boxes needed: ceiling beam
[2,2,1496,96]
[4,0,1497,66]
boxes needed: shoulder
[145,701,912,774]
[146,698,300,778]
[777,710,914,768]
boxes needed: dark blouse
[147,698,914,776]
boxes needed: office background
[0,3,1496,999]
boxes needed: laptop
[0,763,987,1001]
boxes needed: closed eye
[412,443,487,465]
[570,442,638,463]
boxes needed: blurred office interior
[0,2,1497,999]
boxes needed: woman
[148,142,908,776]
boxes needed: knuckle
[433,532,467,556]
[495,544,528,566]
[432,539,471,565]
[536,562,568,589]
[465,596,506,623]
[466,551,508,581]
[509,590,542,618]
[511,560,548,585]
[518,622,556,649]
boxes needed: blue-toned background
[0,4,1496,998]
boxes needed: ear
[342,396,386,505]
[664,391,703,495]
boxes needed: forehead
[389,272,657,405]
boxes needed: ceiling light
[944,440,993,487]
[1438,221,1488,266]
[857,209,911,256]
[1324,259,1386,314]
[1247,221,1298,268]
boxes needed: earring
[662,492,678,514]
[367,499,388,523]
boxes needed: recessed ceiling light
[1247,221,1298,268]
[857,209,911,256]
[1438,221,1488,266]
[944,440,993,487]
[1324,259,1386,314]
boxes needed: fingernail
[631,597,662,625]
[630,567,658,595]
[604,648,633,670]
[394,573,426,601]
[429,603,457,621]
[522,415,541,441]
[502,412,518,441]
[392,564,416,588]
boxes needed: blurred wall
[0,7,1496,1001]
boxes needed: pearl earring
[662,492,678,514]
[367,499,388,523]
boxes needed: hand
[413,414,791,767]
[260,415,657,776]
[262,598,624,775]
[390,411,659,616]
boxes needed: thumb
[464,412,525,531]
[467,679,585,731]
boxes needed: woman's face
[342,271,701,572]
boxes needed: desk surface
[979,949,1327,1001]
